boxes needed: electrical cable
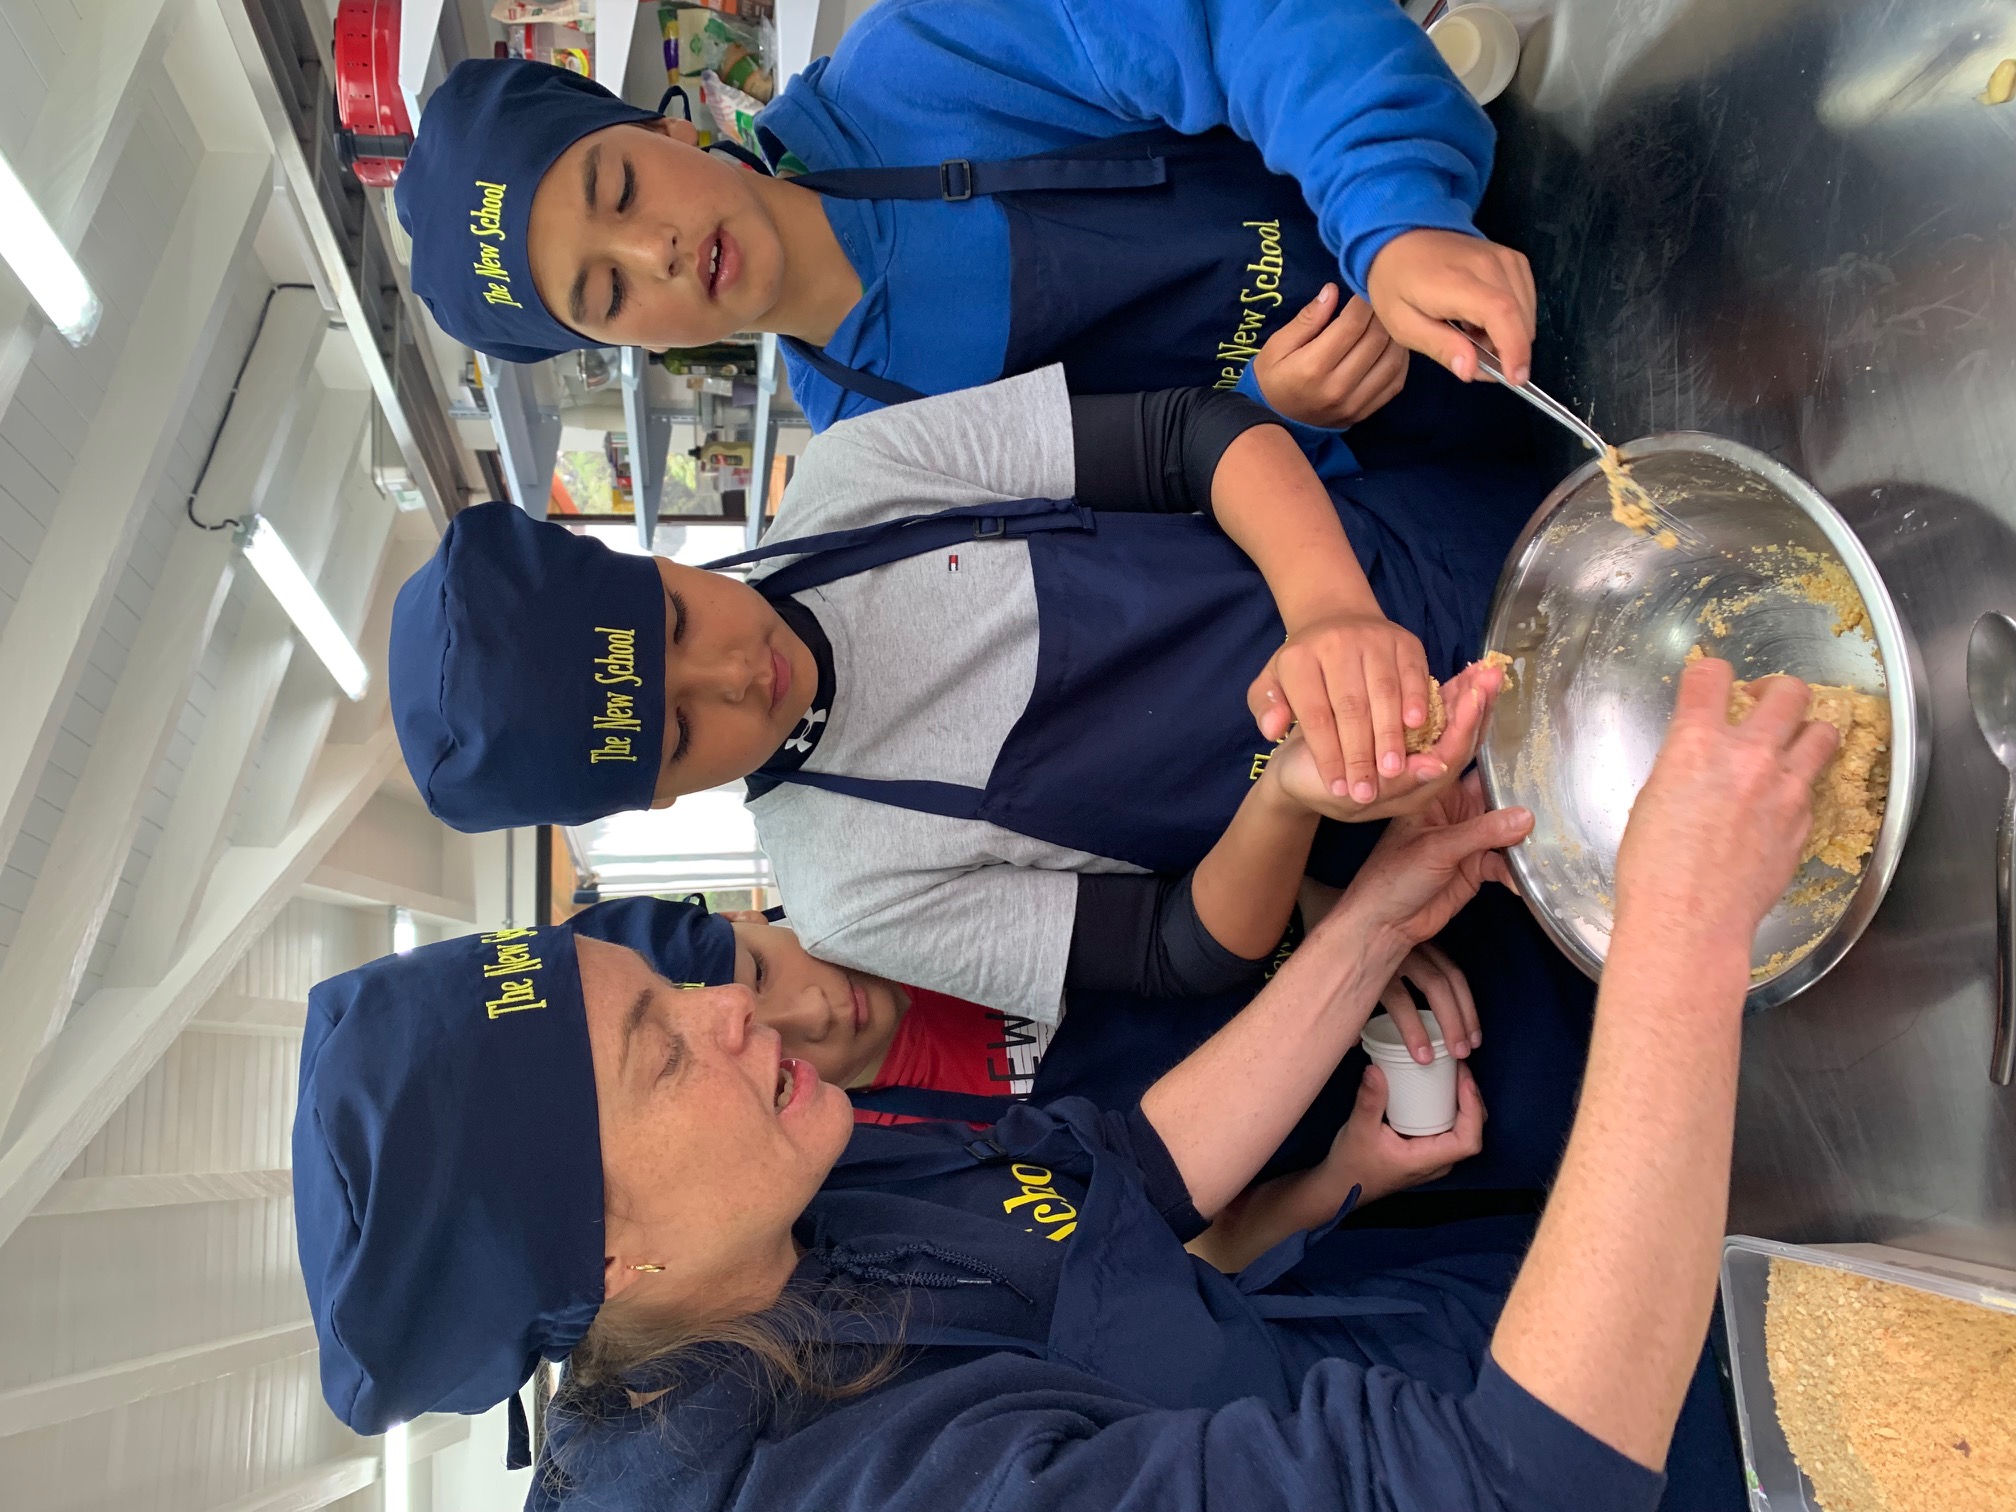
[184,282,319,531]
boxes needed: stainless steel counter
[1485,0,2016,1265]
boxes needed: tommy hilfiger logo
[783,707,828,754]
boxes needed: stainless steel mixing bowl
[1477,433,1929,1008]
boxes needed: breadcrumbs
[1766,1258,2016,1511]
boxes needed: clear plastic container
[1719,1235,2016,1510]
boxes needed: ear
[652,114,701,149]
[603,1254,646,1303]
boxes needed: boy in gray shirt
[389,366,1520,1020]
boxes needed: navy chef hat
[396,59,659,362]
[390,502,665,831]
[293,922,602,1435]
[569,896,736,987]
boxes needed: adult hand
[1250,611,1436,803]
[1375,940,1479,1064]
[1329,769,1531,953]
[1616,657,1838,948]
[1265,658,1506,823]
[1365,229,1537,385]
[1253,284,1410,430]
[1332,1061,1486,1203]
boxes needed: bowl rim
[1476,431,1931,1009]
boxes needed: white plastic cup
[1360,1009,1459,1136]
[1427,4,1521,106]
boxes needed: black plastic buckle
[940,158,975,201]
[972,517,1006,538]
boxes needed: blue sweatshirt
[530,1100,1667,1512]
[756,0,1494,429]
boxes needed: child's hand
[1375,941,1480,1062]
[1263,657,1505,822]
[1253,285,1410,430]
[1249,613,1436,804]
[1329,1060,1486,1205]
[1365,229,1537,386]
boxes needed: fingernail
[1381,752,1402,776]
[1353,780,1377,803]
[1472,1032,1484,1049]
[1414,1047,1433,1065]
[1331,779,1351,798]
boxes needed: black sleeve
[1068,389,1279,518]
[1065,870,1268,997]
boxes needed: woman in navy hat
[394,0,1536,463]
[572,890,1588,1202]
[294,657,1832,1512]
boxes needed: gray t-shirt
[747,367,1143,1022]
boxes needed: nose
[608,219,676,283]
[695,983,755,1053]
[760,984,836,1046]
[677,642,758,705]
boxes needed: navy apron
[780,126,1532,467]
[712,469,1536,877]
[814,1117,1431,1414]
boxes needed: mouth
[768,645,790,714]
[704,229,736,300]
[773,1054,814,1116]
[849,980,869,1035]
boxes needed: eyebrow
[617,985,653,1076]
[568,147,604,326]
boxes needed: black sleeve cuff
[1067,871,1268,998]
[1069,390,1279,517]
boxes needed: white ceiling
[0,0,530,1505]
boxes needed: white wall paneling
[0,729,398,1246]
[33,1169,293,1216]
[0,1,503,1503]
[0,149,269,878]
[0,288,329,1136]
[0,0,194,421]
[111,383,377,990]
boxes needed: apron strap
[780,136,1169,406]
[852,1084,1023,1122]
[792,152,1167,203]
[758,766,988,820]
[706,497,1092,599]
[780,336,929,407]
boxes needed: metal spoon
[1445,324,1703,548]
[1966,610,2016,1085]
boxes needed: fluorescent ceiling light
[382,1420,409,1512]
[0,147,100,345]
[237,515,370,699]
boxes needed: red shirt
[853,987,1055,1125]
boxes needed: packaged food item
[492,0,593,26]
[700,71,767,152]
[671,5,772,102]
[551,45,591,76]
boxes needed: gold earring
[630,1263,665,1273]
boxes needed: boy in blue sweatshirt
[396,0,1535,455]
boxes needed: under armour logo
[783,707,828,753]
